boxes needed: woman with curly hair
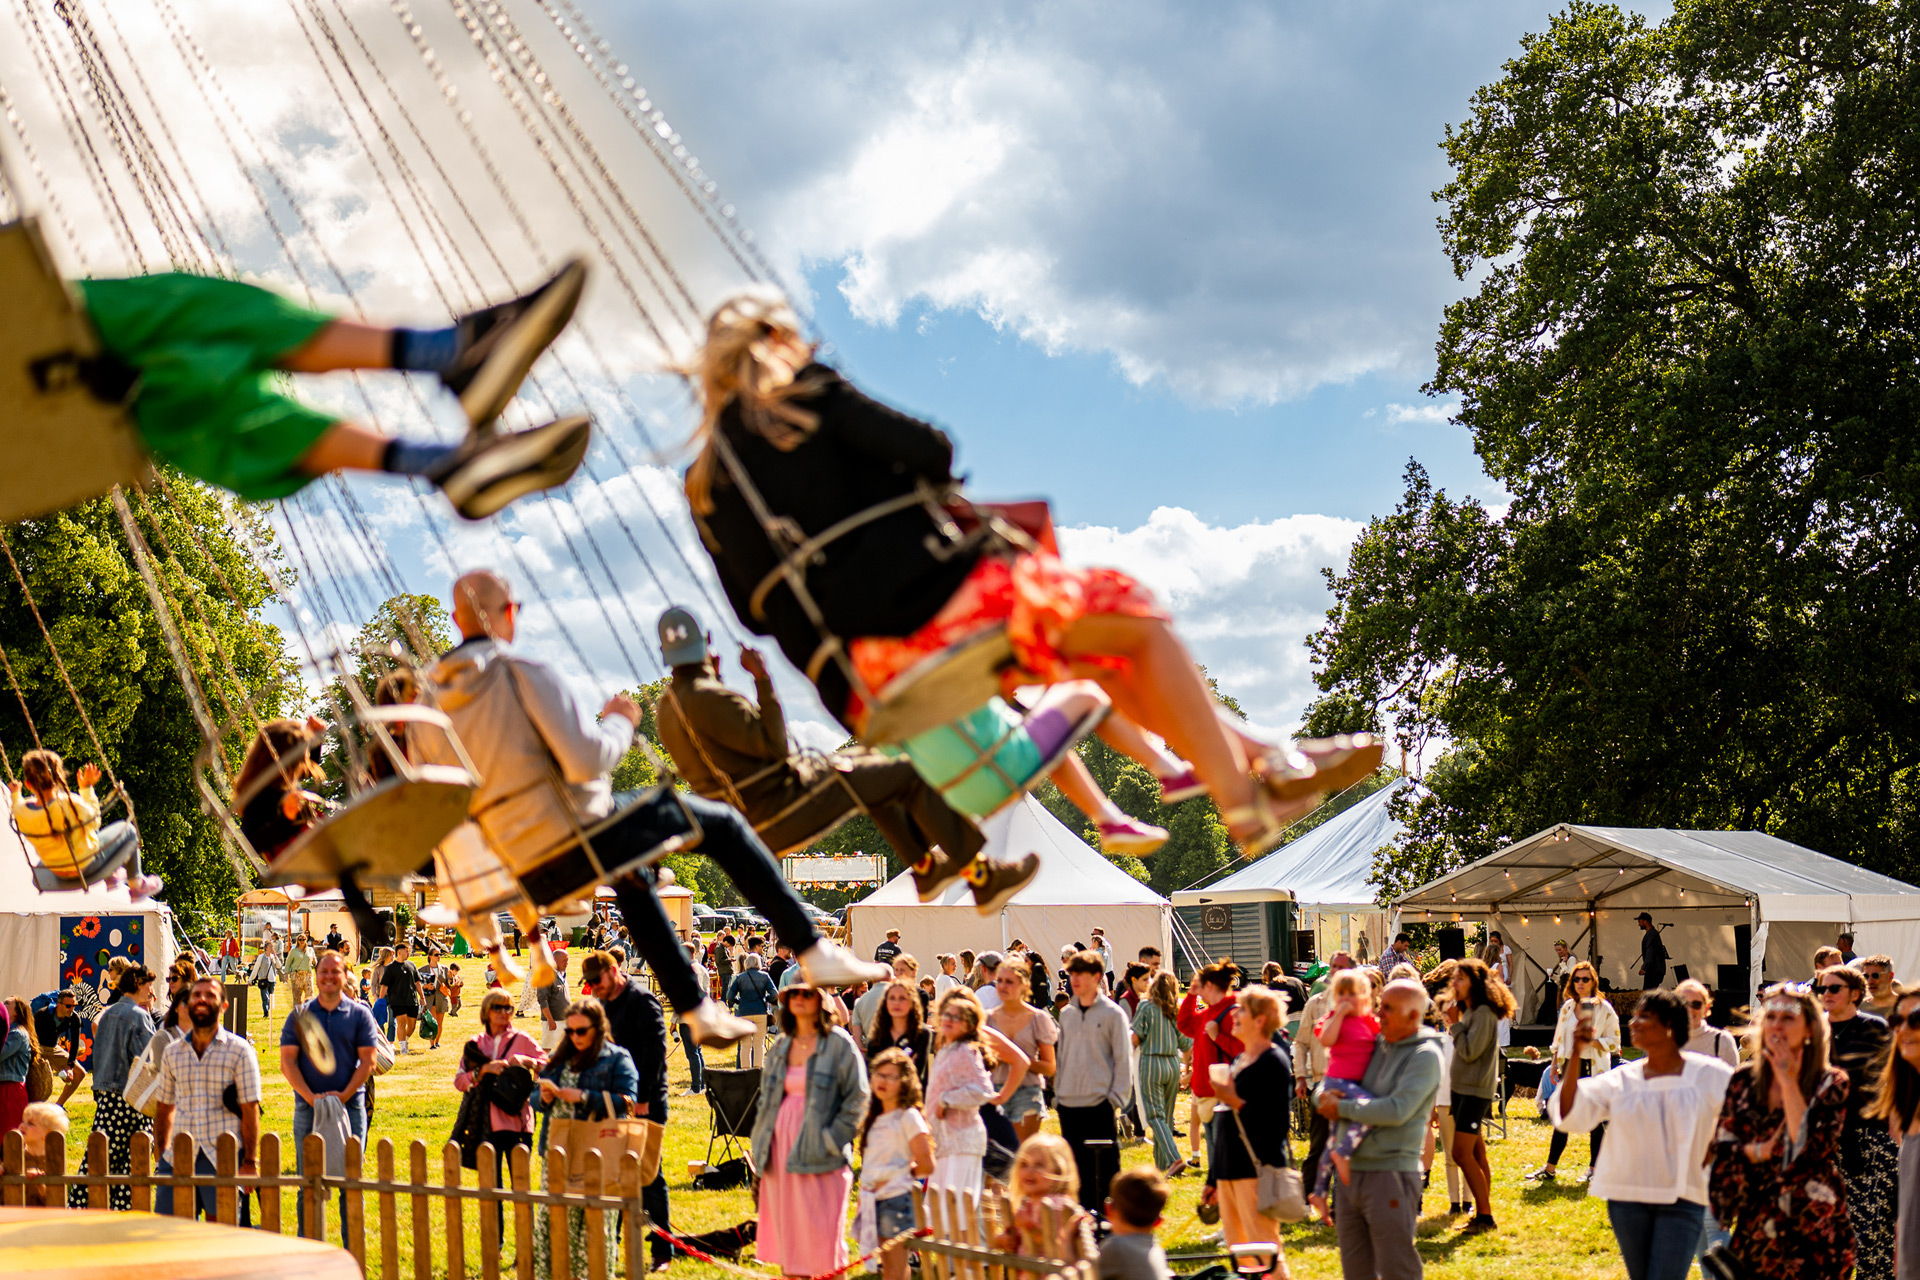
[1708,984,1855,1279]
[1446,957,1515,1234]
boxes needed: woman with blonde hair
[987,957,1058,1142]
[1527,960,1619,1184]
[990,1133,1096,1264]
[1707,984,1853,1279]
[679,294,1378,865]
[1208,986,1295,1278]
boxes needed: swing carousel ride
[0,0,1380,993]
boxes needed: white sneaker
[797,940,891,987]
[680,1000,755,1048]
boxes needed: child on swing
[11,747,160,899]
[62,257,593,520]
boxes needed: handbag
[452,1081,491,1170]
[1700,1242,1747,1280]
[123,1028,176,1117]
[1230,1102,1308,1223]
[372,1023,396,1076]
[550,1090,664,1198]
[25,1051,55,1105]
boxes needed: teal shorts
[891,698,1044,818]
[78,274,339,501]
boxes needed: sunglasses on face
[566,1024,594,1038]
[1816,984,1851,996]
[1900,1009,1920,1032]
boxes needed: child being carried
[1309,969,1382,1219]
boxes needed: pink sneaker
[130,874,164,901]
[1158,769,1207,804]
[102,867,128,892]
[1099,817,1169,857]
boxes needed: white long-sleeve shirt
[1553,1053,1733,1205]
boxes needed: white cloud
[616,0,1566,405]
[1059,508,1361,739]
[1383,401,1460,425]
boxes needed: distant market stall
[1392,824,1920,1011]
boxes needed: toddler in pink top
[1308,970,1382,1218]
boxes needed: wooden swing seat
[0,219,149,522]
[258,765,474,890]
[27,823,139,894]
[861,625,1014,746]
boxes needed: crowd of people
[11,907,1920,1280]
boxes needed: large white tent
[1172,780,1411,972]
[847,796,1171,966]
[0,822,177,1000]
[1392,823,1920,1011]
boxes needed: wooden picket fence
[911,1186,1096,1280]
[1,1128,649,1280]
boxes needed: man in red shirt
[1175,961,1243,1170]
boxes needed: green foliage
[1311,0,1920,889]
[0,480,296,930]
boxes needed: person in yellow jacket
[10,748,160,899]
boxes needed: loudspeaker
[1438,927,1466,961]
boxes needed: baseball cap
[658,606,709,667]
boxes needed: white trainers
[680,1000,756,1048]
[797,940,892,987]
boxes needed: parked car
[691,906,727,933]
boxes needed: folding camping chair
[703,1067,761,1171]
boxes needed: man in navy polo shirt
[277,950,377,1235]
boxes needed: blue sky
[0,0,1664,741]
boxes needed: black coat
[693,366,982,723]
[602,979,670,1124]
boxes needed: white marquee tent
[1173,780,1413,971]
[1392,823,1920,1012]
[0,822,177,1000]
[847,796,1172,966]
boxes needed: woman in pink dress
[750,982,871,1280]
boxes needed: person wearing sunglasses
[1675,979,1737,1067]
[1865,987,1920,1280]
[1528,961,1618,1185]
[1816,964,1896,1276]
[533,998,637,1278]
[1859,955,1899,1019]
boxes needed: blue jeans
[293,1092,369,1236]
[1608,1199,1706,1280]
[679,1021,705,1093]
[155,1148,251,1225]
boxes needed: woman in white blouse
[1527,960,1620,1183]
[1554,988,1733,1280]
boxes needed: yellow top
[13,785,100,876]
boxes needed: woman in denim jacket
[531,997,638,1278]
[752,983,871,1280]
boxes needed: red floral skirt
[848,551,1165,716]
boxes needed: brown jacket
[655,664,826,823]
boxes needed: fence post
[443,1142,466,1280]
[215,1132,239,1226]
[3,1130,24,1208]
[622,1151,643,1280]
[128,1130,152,1215]
[378,1139,400,1280]
[304,1132,327,1240]
[579,1143,602,1280]
[42,1131,64,1212]
[84,1129,108,1210]
[477,1142,501,1280]
[170,1133,196,1219]
[512,1143,534,1280]
[547,1142,572,1280]
[258,1133,282,1234]
[345,1136,367,1269]
[410,1140,432,1280]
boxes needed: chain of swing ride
[0,0,796,884]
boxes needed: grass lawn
[59,985,1635,1279]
